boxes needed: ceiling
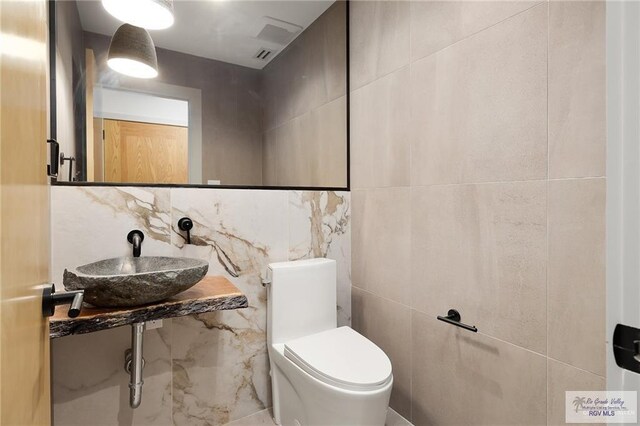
[76,0,334,69]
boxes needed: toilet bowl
[266,258,393,425]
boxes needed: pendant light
[102,0,174,30]
[107,24,158,79]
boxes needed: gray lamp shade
[107,24,158,79]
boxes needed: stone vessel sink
[63,257,209,308]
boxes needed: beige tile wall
[350,2,606,424]
[261,2,348,188]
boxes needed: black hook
[178,217,193,244]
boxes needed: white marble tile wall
[50,186,350,425]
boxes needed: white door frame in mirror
[95,80,203,184]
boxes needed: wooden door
[104,119,189,184]
[0,0,52,425]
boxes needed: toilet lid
[284,326,392,391]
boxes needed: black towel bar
[437,309,478,333]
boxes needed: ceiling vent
[254,48,275,61]
[256,16,303,46]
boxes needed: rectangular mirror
[50,0,348,189]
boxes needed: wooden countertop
[50,276,248,339]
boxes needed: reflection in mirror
[53,0,348,188]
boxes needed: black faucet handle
[42,284,84,318]
[178,217,193,231]
[127,230,145,244]
[178,217,193,244]
[127,230,145,257]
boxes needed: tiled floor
[226,407,413,426]
[384,408,413,426]
[225,409,275,426]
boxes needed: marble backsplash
[50,186,350,425]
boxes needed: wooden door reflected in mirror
[103,119,188,184]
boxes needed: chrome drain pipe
[124,322,146,409]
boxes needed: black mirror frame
[48,0,350,192]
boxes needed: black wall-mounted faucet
[178,217,193,244]
[127,230,145,257]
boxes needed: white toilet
[266,258,393,426]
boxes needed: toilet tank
[267,258,337,345]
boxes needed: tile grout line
[356,284,598,375]
[351,176,607,192]
[351,285,411,311]
[350,1,545,95]
[224,408,273,426]
[409,1,546,67]
[170,188,173,425]
[407,2,413,421]
[409,303,414,424]
[545,1,551,424]
[546,356,607,381]
[170,317,175,425]
[410,307,551,359]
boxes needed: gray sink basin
[63,256,209,308]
